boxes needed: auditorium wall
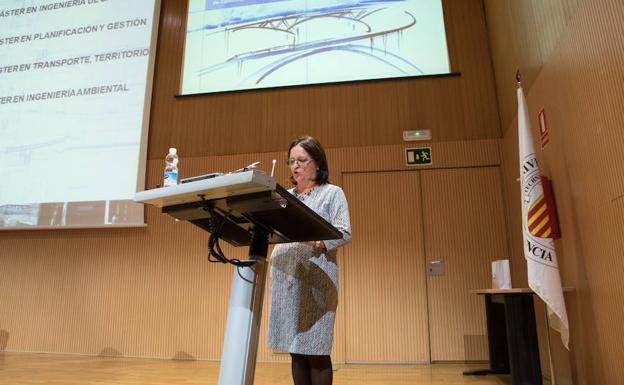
[147,0,500,159]
[0,140,503,363]
[485,0,624,384]
[0,0,509,366]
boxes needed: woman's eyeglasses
[286,158,312,167]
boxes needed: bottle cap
[169,147,177,155]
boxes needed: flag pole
[544,303,557,385]
[516,68,559,384]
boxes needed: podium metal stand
[135,171,341,385]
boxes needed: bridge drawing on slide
[183,0,440,91]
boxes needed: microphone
[233,161,260,173]
[245,161,260,170]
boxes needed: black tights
[290,353,333,385]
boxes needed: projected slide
[0,0,159,229]
[181,0,449,95]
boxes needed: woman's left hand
[302,240,325,250]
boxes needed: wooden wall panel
[335,140,500,174]
[0,218,230,359]
[342,171,429,363]
[484,0,583,135]
[442,0,500,138]
[0,140,502,363]
[146,0,501,160]
[421,167,508,361]
[1,0,512,368]
[490,1,624,384]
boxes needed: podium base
[218,229,269,385]
[463,368,510,376]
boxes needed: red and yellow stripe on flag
[527,194,552,237]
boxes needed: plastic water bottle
[163,147,179,187]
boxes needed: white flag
[518,85,569,349]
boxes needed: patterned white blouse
[268,183,351,355]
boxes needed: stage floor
[0,352,514,385]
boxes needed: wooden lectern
[134,171,341,385]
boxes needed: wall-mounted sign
[405,147,432,166]
[538,108,550,149]
[403,129,431,141]
[427,258,445,276]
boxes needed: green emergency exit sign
[405,147,432,165]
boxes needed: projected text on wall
[0,0,158,229]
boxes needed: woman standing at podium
[268,136,352,385]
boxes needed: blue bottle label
[164,171,178,186]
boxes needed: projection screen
[0,0,160,229]
[180,0,450,95]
